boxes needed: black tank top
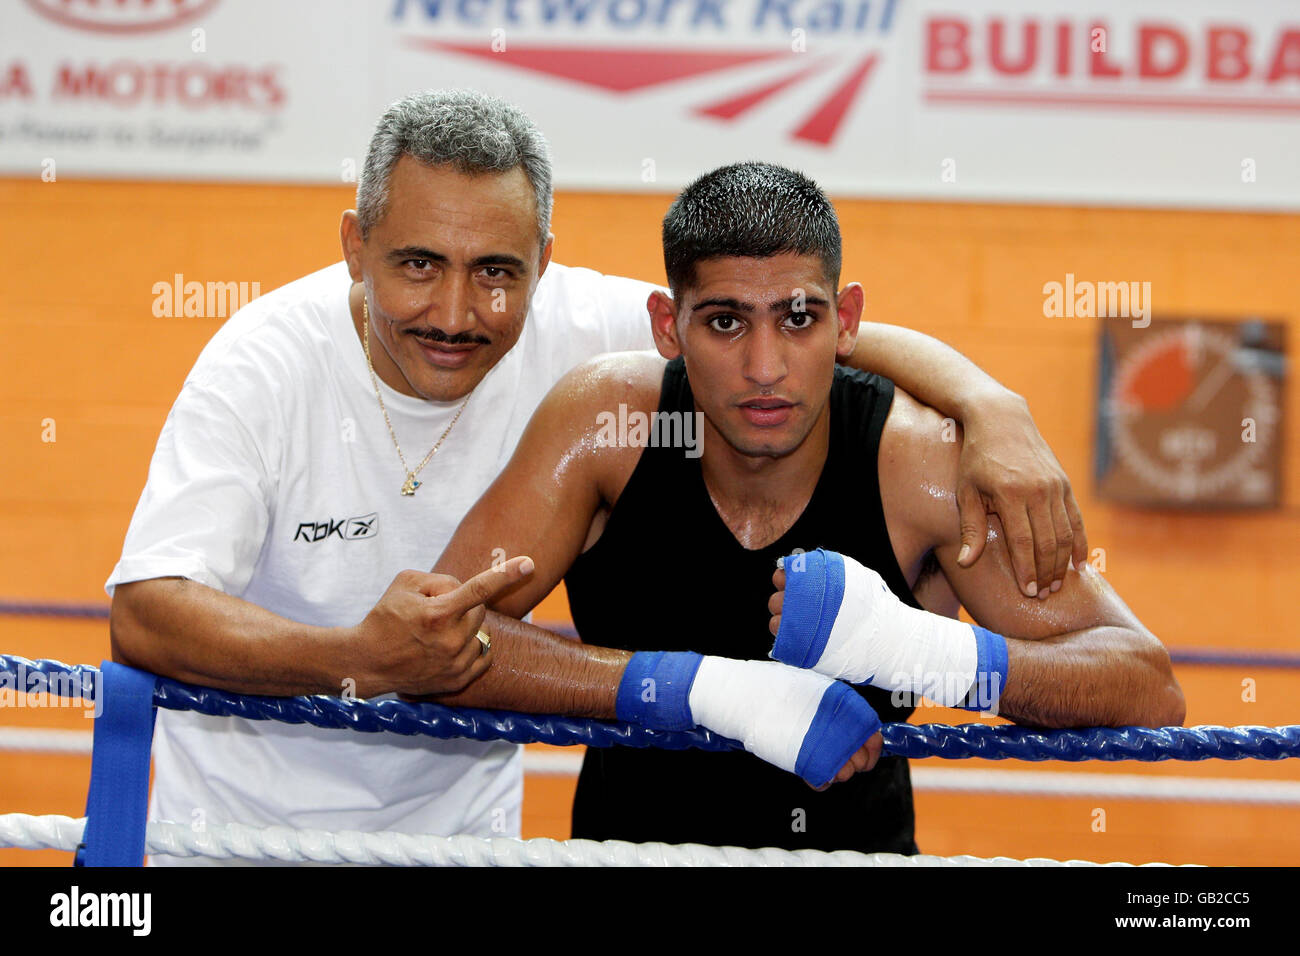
[563,357,920,853]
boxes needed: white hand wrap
[772,550,1005,710]
[687,656,881,787]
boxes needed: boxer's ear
[648,289,682,360]
[835,282,864,358]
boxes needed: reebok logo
[293,513,377,543]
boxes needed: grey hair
[356,89,553,248]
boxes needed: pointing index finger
[437,555,535,618]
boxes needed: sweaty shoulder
[527,350,667,498]
[877,385,964,558]
[549,349,666,415]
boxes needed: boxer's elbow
[1153,670,1187,728]
[1133,630,1185,728]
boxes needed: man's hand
[350,556,534,698]
[816,737,883,791]
[954,392,1087,598]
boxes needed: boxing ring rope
[5,655,1299,760]
[0,813,1193,867]
[2,655,1297,866]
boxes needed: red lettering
[1089,21,1122,77]
[54,63,107,97]
[258,67,285,108]
[176,65,210,106]
[989,19,1037,75]
[921,17,1300,93]
[1054,21,1071,77]
[1138,24,1189,79]
[48,60,286,109]
[0,61,33,98]
[149,63,173,105]
[1266,29,1300,82]
[926,18,970,73]
[104,61,144,104]
[1207,27,1250,81]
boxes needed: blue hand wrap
[794,682,882,787]
[771,549,843,669]
[960,625,1009,712]
[615,651,703,731]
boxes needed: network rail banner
[1,0,1298,209]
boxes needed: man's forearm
[429,611,629,717]
[110,577,357,697]
[843,322,1017,421]
[998,627,1185,729]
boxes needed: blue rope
[4,654,1299,761]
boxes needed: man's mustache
[407,327,492,347]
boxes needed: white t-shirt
[106,261,658,860]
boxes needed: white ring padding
[0,727,94,754]
[0,814,1198,867]
[911,767,1300,805]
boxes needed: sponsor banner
[1,0,1298,209]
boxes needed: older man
[108,89,1084,855]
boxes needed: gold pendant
[401,474,421,496]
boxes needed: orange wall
[2,178,1299,867]
[2,177,1296,653]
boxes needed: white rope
[4,728,1297,804]
[0,813,1192,867]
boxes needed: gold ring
[476,629,491,654]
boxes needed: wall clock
[1095,317,1285,508]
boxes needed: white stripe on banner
[3,728,1298,805]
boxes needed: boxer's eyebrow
[691,296,755,312]
[768,295,830,312]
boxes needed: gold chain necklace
[360,297,471,496]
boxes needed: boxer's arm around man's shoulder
[846,323,1087,599]
[879,388,1185,729]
